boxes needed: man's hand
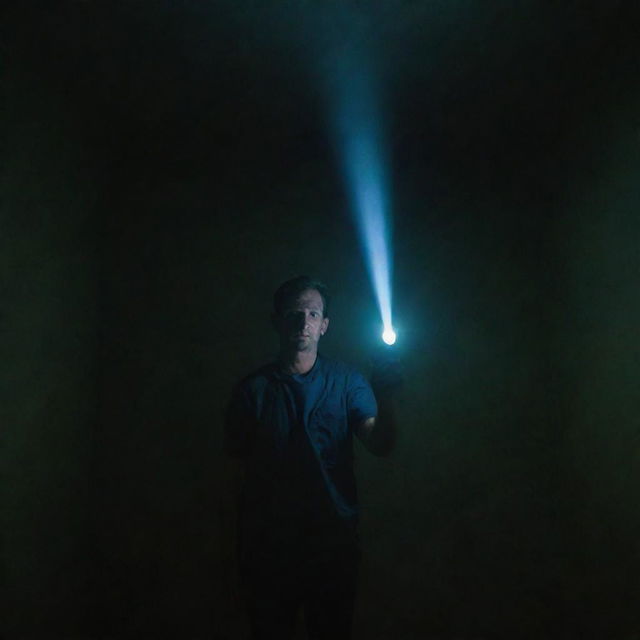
[355,346,403,456]
[370,345,404,396]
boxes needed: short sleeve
[224,382,256,457]
[346,370,377,427]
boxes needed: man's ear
[320,317,329,336]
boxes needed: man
[224,275,399,640]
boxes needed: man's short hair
[273,276,330,318]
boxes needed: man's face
[275,288,329,353]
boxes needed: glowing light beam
[327,46,395,345]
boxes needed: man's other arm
[224,383,255,457]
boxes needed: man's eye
[310,312,319,318]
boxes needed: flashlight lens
[382,328,396,345]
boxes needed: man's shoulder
[235,356,370,390]
[318,354,369,385]
[235,362,279,392]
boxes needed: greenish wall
[1,58,97,636]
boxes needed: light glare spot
[382,328,396,345]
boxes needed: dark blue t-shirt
[225,354,377,558]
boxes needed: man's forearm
[363,392,397,456]
[374,393,397,454]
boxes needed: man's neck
[279,349,318,375]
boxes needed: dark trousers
[241,543,359,640]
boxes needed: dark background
[2,2,640,638]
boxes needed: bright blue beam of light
[327,49,395,345]
[343,126,394,340]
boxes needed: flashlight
[382,327,396,345]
